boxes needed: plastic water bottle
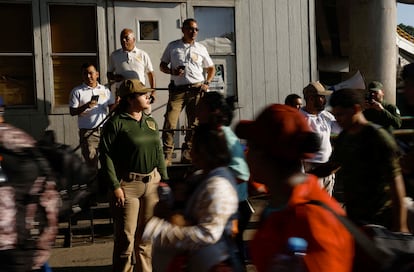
[269,237,308,272]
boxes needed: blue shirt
[222,126,250,201]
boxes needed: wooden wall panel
[301,0,312,83]
[64,114,80,148]
[234,0,315,123]
[234,0,254,120]
[275,0,291,104]
[47,114,78,148]
[4,115,31,136]
[262,0,278,104]
[47,115,65,144]
[248,0,266,114]
[5,111,92,158]
[288,0,305,96]
[4,113,49,141]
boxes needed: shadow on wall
[3,98,51,141]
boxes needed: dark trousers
[235,200,253,264]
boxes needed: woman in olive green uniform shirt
[99,79,168,272]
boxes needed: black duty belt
[80,127,102,133]
[123,169,155,183]
[174,83,202,90]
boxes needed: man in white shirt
[160,18,216,165]
[300,81,341,196]
[69,63,115,171]
[108,28,156,104]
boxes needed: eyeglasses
[185,27,199,32]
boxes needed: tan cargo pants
[111,169,160,272]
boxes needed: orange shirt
[250,175,354,272]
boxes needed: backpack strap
[306,200,395,270]
[185,167,243,271]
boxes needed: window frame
[0,0,43,116]
[137,20,161,42]
[40,0,107,114]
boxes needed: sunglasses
[185,27,199,32]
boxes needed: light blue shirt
[222,126,250,201]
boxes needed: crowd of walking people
[1,15,414,272]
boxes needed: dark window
[139,21,159,41]
[49,4,98,106]
[0,3,35,107]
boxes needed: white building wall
[234,0,317,123]
[2,0,317,149]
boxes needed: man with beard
[300,82,341,196]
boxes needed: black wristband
[204,81,210,86]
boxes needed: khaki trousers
[162,86,202,159]
[111,169,160,272]
[79,128,101,171]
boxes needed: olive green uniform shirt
[363,102,402,133]
[331,123,401,227]
[99,112,168,190]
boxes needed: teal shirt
[222,126,250,201]
[99,112,168,190]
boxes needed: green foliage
[399,23,414,37]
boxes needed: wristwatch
[203,81,210,86]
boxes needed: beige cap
[118,79,154,98]
[303,81,332,97]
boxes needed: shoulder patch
[146,120,157,131]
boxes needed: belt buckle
[128,173,137,182]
